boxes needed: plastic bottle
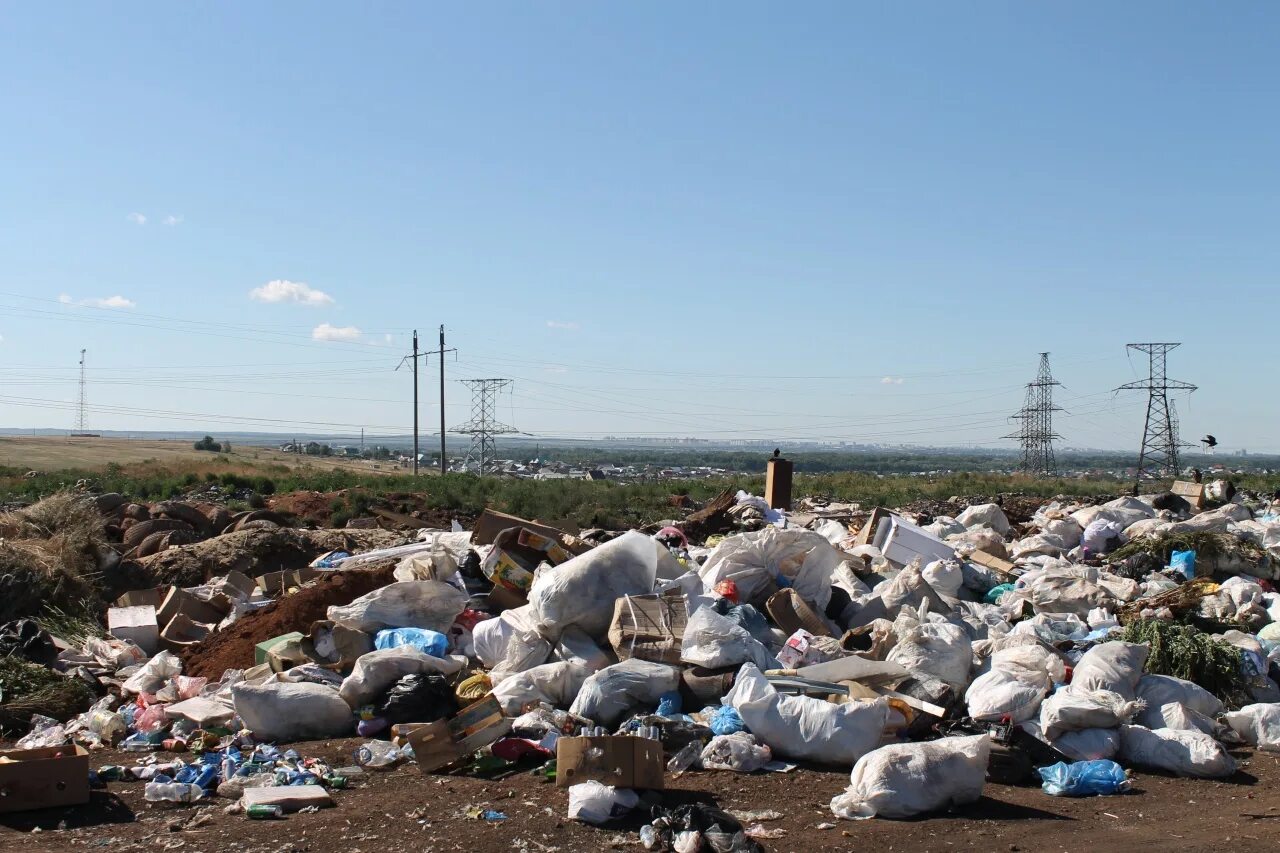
[143,782,206,803]
[639,825,661,850]
[665,741,702,778]
[354,740,403,770]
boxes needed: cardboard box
[255,631,304,666]
[114,588,164,609]
[107,605,159,654]
[1172,480,1206,510]
[608,590,688,665]
[775,629,824,669]
[481,527,575,593]
[766,588,832,637]
[969,548,1018,578]
[555,735,664,790]
[160,613,212,650]
[471,509,575,547]
[408,695,512,773]
[255,568,320,597]
[0,745,90,812]
[242,785,332,811]
[156,586,225,629]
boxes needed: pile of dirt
[138,527,413,587]
[268,490,343,527]
[180,563,396,678]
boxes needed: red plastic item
[714,579,740,603]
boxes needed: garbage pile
[4,482,1280,845]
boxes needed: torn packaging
[608,590,688,665]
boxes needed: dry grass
[0,491,107,622]
[0,436,405,476]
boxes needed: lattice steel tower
[1003,352,1061,475]
[75,349,88,433]
[449,379,518,475]
[1116,343,1196,484]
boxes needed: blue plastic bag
[708,705,745,736]
[374,627,448,657]
[656,691,683,717]
[1039,760,1130,797]
[1169,550,1196,580]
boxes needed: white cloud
[162,214,183,226]
[546,320,579,330]
[880,376,905,385]
[312,323,362,342]
[127,212,147,225]
[250,280,335,306]
[59,293,135,309]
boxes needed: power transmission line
[450,379,519,476]
[1003,353,1062,475]
[1115,343,1197,488]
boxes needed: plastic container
[143,782,206,803]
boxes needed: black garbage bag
[647,803,764,853]
[376,673,459,725]
[0,619,58,667]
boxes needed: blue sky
[1,3,1276,451]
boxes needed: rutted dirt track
[3,740,1279,853]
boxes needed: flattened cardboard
[408,695,511,773]
[969,548,1018,578]
[608,590,688,665]
[556,735,664,790]
[0,745,90,812]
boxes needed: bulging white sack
[327,581,467,633]
[232,679,353,742]
[1134,674,1223,728]
[1221,703,1280,751]
[1072,641,1148,701]
[830,735,990,820]
[681,606,777,671]
[1051,727,1120,762]
[528,531,660,640]
[1039,686,1143,740]
[492,661,590,716]
[725,663,889,766]
[569,658,681,726]
[955,504,1011,536]
[886,622,972,693]
[699,527,839,612]
[338,645,463,708]
[1118,725,1237,778]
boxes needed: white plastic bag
[338,645,464,708]
[1051,727,1120,761]
[528,531,660,640]
[122,651,183,696]
[472,605,536,668]
[488,628,552,683]
[955,503,1011,536]
[698,528,839,612]
[1039,686,1143,740]
[327,581,468,633]
[1221,703,1280,751]
[830,735,990,820]
[1071,641,1149,700]
[567,781,639,825]
[886,622,972,693]
[700,732,772,773]
[492,662,590,716]
[554,626,612,672]
[965,669,1048,723]
[922,559,964,599]
[1158,702,1218,736]
[1133,674,1223,728]
[231,679,353,742]
[1118,724,1237,778]
[569,659,681,726]
[680,607,776,671]
[724,663,889,766]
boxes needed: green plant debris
[1119,618,1246,703]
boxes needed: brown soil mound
[180,563,396,679]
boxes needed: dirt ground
[4,739,1278,853]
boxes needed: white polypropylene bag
[122,651,183,695]
[1118,724,1237,778]
[232,679,353,742]
[1159,702,1217,736]
[680,606,777,671]
[830,735,990,820]
[554,626,613,672]
[955,503,1011,536]
[700,732,773,772]
[488,628,552,683]
[886,622,972,693]
[472,605,536,668]
[492,662,590,716]
[699,527,839,612]
[327,581,468,633]
[1039,686,1143,740]
[922,559,964,599]
[965,669,1048,723]
[1051,727,1120,761]
[1221,703,1280,751]
[1071,641,1148,700]
[528,531,660,640]
[338,645,464,708]
[725,663,889,766]
[1134,674,1223,728]
[567,781,639,825]
[569,659,681,726]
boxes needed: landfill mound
[180,563,397,678]
[5,476,1280,851]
